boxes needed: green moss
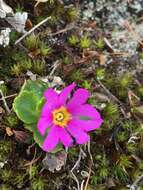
[13,171,27,189]
[117,131,128,142]
[40,43,52,57]
[117,73,133,98]
[94,38,105,49]
[62,55,72,65]
[21,59,33,71]
[0,184,12,190]
[0,84,8,96]
[4,113,19,128]
[0,140,13,162]
[103,102,119,129]
[1,168,13,182]
[112,165,129,183]
[92,154,109,184]
[137,86,143,98]
[80,35,91,49]
[117,155,133,171]
[66,6,78,22]
[126,143,137,153]
[96,68,105,80]
[68,35,79,47]
[31,178,46,190]
[28,164,39,180]
[11,63,22,76]
[25,35,40,50]
[32,60,46,75]
[82,80,91,89]
[70,70,84,82]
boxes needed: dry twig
[130,174,143,190]
[71,148,83,190]
[15,16,51,45]
[0,89,10,113]
[84,161,92,190]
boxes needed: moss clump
[0,140,13,162]
[13,171,27,189]
[94,154,109,184]
[1,168,13,182]
[96,68,105,80]
[11,63,22,77]
[103,102,119,129]
[68,35,79,47]
[0,184,12,190]
[117,73,133,98]
[80,35,91,49]
[30,178,47,190]
[4,113,19,128]
[94,38,105,50]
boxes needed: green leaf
[13,80,48,124]
[21,80,48,100]
[13,91,39,124]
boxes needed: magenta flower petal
[67,88,89,110]
[72,118,103,132]
[57,127,73,147]
[70,104,101,120]
[41,102,53,117]
[42,125,59,151]
[59,83,76,105]
[44,88,58,105]
[37,117,52,135]
[67,120,90,144]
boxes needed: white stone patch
[0,28,11,47]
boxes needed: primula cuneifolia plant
[13,80,103,152]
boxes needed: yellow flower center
[52,106,71,127]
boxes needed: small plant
[117,131,128,142]
[32,60,46,75]
[21,59,33,71]
[71,70,84,82]
[113,165,129,183]
[0,140,13,162]
[62,55,72,65]
[25,35,40,50]
[137,86,143,98]
[0,84,8,96]
[119,73,132,88]
[13,172,26,189]
[28,164,39,180]
[0,184,12,190]
[31,178,46,190]
[96,68,105,80]
[66,6,78,22]
[103,102,119,127]
[4,113,19,128]
[40,43,52,56]
[126,143,137,153]
[68,35,79,47]
[11,63,22,76]
[1,168,13,182]
[117,155,133,172]
[94,38,105,49]
[82,80,91,89]
[80,35,91,49]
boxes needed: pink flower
[38,83,103,152]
